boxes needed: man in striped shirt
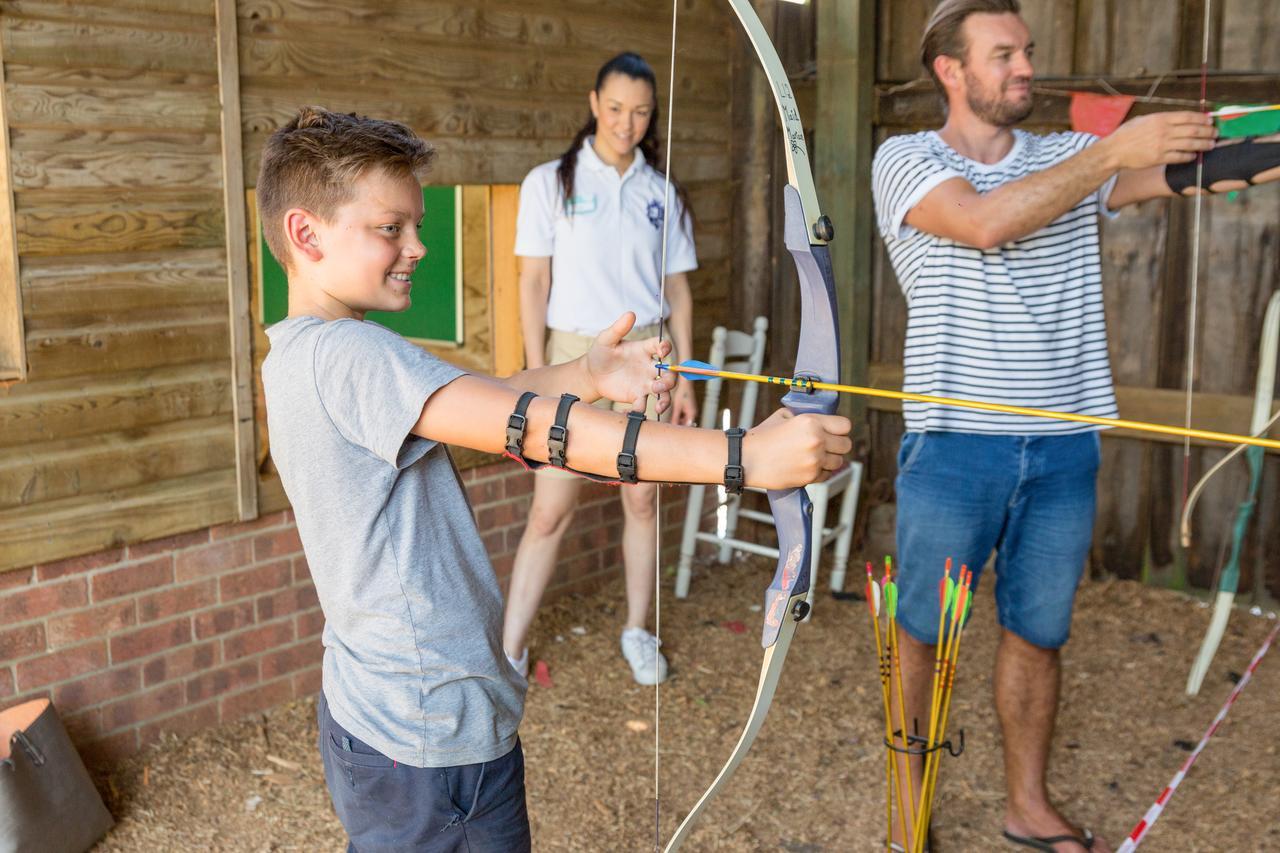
[870,1,1228,851]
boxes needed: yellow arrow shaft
[665,363,1280,451]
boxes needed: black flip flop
[1002,828,1094,851]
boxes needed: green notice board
[258,185,463,345]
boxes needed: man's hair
[921,0,1022,93]
[257,106,436,269]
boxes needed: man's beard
[963,70,1034,127]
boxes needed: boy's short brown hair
[921,0,1022,94]
[257,106,436,269]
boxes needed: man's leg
[995,433,1108,853]
[891,431,1014,849]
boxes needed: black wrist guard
[1166,137,1280,193]
[724,428,746,495]
[548,394,578,468]
[616,411,646,484]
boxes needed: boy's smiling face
[286,166,426,321]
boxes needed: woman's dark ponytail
[556,52,694,229]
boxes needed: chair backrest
[697,316,768,431]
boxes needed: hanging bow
[661,1,841,848]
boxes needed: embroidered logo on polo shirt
[646,199,664,230]
[565,194,597,215]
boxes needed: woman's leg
[502,472,582,660]
[619,482,658,630]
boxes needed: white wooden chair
[673,318,862,617]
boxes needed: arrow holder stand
[885,721,965,759]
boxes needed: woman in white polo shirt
[504,52,698,685]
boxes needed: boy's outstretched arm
[502,312,676,413]
[416,375,853,490]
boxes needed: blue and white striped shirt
[872,129,1120,434]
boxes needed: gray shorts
[318,692,531,852]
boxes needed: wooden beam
[214,0,258,521]
[489,185,523,377]
[0,26,26,382]
[817,0,874,429]
[867,362,1280,454]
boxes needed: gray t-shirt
[263,316,525,768]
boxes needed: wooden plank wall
[0,0,239,571]
[868,0,1280,598]
[235,0,737,511]
[0,0,738,571]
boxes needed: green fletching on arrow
[963,588,974,620]
[885,582,898,618]
[945,576,958,615]
[1215,105,1280,139]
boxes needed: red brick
[174,539,253,582]
[0,568,34,591]
[91,556,173,601]
[80,729,139,768]
[16,642,107,690]
[142,641,218,687]
[220,677,293,721]
[35,548,123,582]
[193,601,255,639]
[209,511,289,541]
[0,624,45,659]
[292,554,311,582]
[109,619,191,663]
[185,659,259,703]
[126,529,210,558]
[101,682,183,731]
[261,639,323,680]
[0,578,87,624]
[0,668,13,699]
[220,559,291,602]
[253,528,303,561]
[61,707,102,740]
[139,702,219,749]
[466,477,503,505]
[293,665,322,697]
[46,600,136,648]
[256,584,319,622]
[477,501,521,530]
[136,579,217,623]
[224,620,294,661]
[505,473,534,498]
[53,665,141,712]
[296,608,325,638]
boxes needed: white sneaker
[620,627,668,685]
[506,648,528,679]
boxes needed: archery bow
[661,1,841,848]
[1182,290,1280,696]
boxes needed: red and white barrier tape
[1117,619,1280,852]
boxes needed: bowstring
[1181,0,1212,514]
[654,1,680,848]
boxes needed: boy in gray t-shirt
[257,107,851,851]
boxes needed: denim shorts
[318,692,531,853]
[894,431,1100,650]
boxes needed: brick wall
[0,460,689,768]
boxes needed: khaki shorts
[539,324,666,479]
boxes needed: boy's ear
[284,208,324,264]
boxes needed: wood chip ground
[93,556,1280,851]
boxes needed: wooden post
[215,0,258,521]
[0,29,25,382]
[817,0,875,428]
[489,185,524,377]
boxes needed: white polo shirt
[514,138,697,335]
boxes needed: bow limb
[663,1,841,848]
[1184,290,1280,696]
